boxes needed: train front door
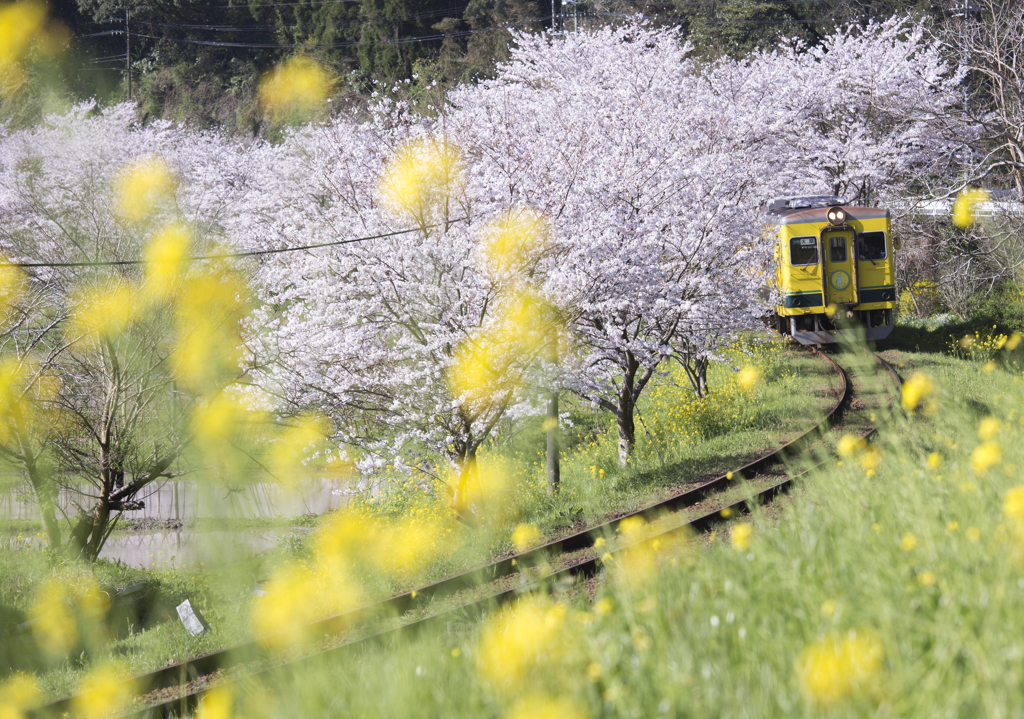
[821,228,857,306]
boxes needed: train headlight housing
[827,207,846,225]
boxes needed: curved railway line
[33,347,903,719]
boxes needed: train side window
[858,231,887,261]
[789,236,817,265]
[828,236,846,262]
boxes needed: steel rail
[34,347,888,719]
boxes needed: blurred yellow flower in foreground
[731,522,752,551]
[477,596,568,687]
[251,562,362,650]
[796,630,884,706]
[196,685,233,719]
[71,665,136,719]
[258,56,334,119]
[970,441,1002,475]
[113,156,176,223]
[978,417,1002,441]
[505,694,586,719]
[511,523,540,552]
[378,136,464,219]
[0,673,42,719]
[481,208,551,279]
[28,580,79,658]
[952,187,991,228]
[0,359,35,444]
[0,260,25,322]
[144,224,190,300]
[1005,486,1024,523]
[70,281,137,340]
[901,372,934,412]
[447,289,561,406]
[836,434,866,459]
[269,413,331,487]
[926,452,941,469]
[737,365,761,392]
[0,0,66,98]
[900,533,917,552]
[172,268,249,388]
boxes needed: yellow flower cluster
[378,136,464,221]
[949,327,1022,366]
[0,0,67,99]
[952,187,991,228]
[113,156,177,224]
[480,208,551,279]
[258,57,335,121]
[28,575,108,660]
[0,673,41,719]
[901,372,935,413]
[476,595,570,687]
[796,630,884,706]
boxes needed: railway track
[33,347,901,719]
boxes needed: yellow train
[768,196,897,345]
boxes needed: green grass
[0,337,842,704]
[201,339,1024,718]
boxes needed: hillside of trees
[8,0,939,133]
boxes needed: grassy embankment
[163,329,1024,718]
[0,336,837,703]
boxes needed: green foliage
[971,280,1024,334]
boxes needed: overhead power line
[1,220,468,269]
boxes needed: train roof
[764,196,889,226]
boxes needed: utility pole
[546,391,560,495]
[545,335,560,495]
[125,7,132,102]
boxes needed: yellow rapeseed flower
[28,580,78,659]
[737,365,761,392]
[69,281,137,340]
[476,596,568,687]
[917,571,937,586]
[511,523,541,552]
[836,434,867,459]
[0,260,26,322]
[731,522,752,551]
[113,156,176,223]
[0,673,42,719]
[952,187,991,228]
[796,631,884,706]
[71,665,136,719]
[269,413,331,487]
[971,441,1002,474]
[196,685,233,719]
[1004,486,1024,523]
[144,224,190,301]
[378,136,464,219]
[172,268,249,388]
[978,417,1002,441]
[504,694,586,719]
[900,533,917,552]
[1007,332,1022,351]
[258,56,334,119]
[901,372,935,412]
[480,208,551,279]
[0,0,49,98]
[927,452,941,469]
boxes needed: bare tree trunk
[616,354,639,466]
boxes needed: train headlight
[827,207,846,225]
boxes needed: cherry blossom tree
[448,23,771,464]
[0,102,255,558]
